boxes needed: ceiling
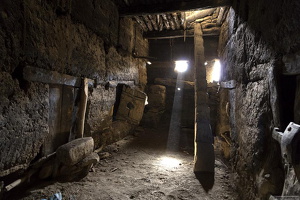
[115,0,231,39]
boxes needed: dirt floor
[12,125,239,200]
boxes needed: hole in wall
[113,84,126,121]
[279,75,296,129]
[126,102,135,110]
[11,64,30,93]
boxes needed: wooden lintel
[144,28,220,39]
[120,0,232,17]
[23,66,137,90]
[23,66,94,88]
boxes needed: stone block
[141,109,165,128]
[148,85,166,109]
[116,86,146,125]
[56,137,94,166]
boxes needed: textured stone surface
[56,137,94,166]
[71,0,118,45]
[85,87,116,136]
[106,47,139,82]
[142,85,166,128]
[218,0,300,198]
[282,167,300,196]
[147,85,166,110]
[0,72,49,176]
[93,120,134,150]
[0,0,148,177]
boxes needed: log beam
[23,66,94,88]
[142,15,153,31]
[193,23,215,192]
[144,27,220,39]
[148,15,158,31]
[161,14,171,30]
[172,13,181,29]
[134,16,148,32]
[120,0,232,16]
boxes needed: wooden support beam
[201,22,218,29]
[161,14,170,30]
[172,13,181,29]
[212,7,220,18]
[216,7,226,26]
[23,66,135,88]
[167,14,176,30]
[193,23,215,192]
[145,29,193,39]
[142,15,153,31]
[202,27,220,35]
[157,15,164,31]
[186,8,215,23]
[76,78,88,139]
[180,13,185,26]
[144,27,220,39]
[23,66,94,88]
[195,15,212,23]
[134,16,148,32]
[148,15,158,31]
[120,0,232,16]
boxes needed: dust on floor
[16,126,239,200]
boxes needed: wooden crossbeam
[120,0,232,16]
[144,27,220,39]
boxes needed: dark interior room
[0,0,300,199]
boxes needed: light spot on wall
[212,59,221,82]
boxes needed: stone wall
[218,0,300,199]
[0,0,148,178]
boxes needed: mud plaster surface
[17,126,239,200]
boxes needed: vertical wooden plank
[76,78,88,139]
[59,85,74,144]
[44,85,62,155]
[69,88,80,141]
[193,23,215,191]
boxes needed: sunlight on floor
[159,156,182,169]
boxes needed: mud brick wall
[218,1,300,199]
[0,0,148,177]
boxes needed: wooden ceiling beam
[120,0,232,16]
[144,27,220,39]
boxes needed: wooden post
[193,23,215,191]
[76,78,88,138]
[70,78,88,140]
